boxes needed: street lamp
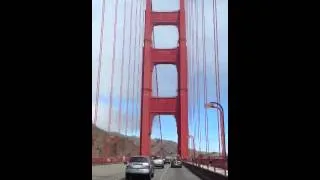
[205,102,227,159]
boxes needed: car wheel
[146,174,151,180]
[125,174,130,180]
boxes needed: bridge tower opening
[140,0,189,159]
[150,115,177,157]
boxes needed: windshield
[129,157,148,163]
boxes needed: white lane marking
[160,165,170,180]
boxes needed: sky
[92,0,228,153]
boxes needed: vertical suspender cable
[151,1,163,157]
[125,0,135,138]
[136,0,145,136]
[201,0,209,154]
[107,0,120,133]
[118,0,128,134]
[131,1,140,135]
[93,0,106,126]
[213,0,222,154]
[195,0,202,153]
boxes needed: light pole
[205,102,227,159]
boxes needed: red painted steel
[151,11,179,26]
[140,0,189,159]
[151,48,178,65]
[149,97,177,114]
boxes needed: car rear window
[129,157,148,162]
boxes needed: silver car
[125,156,154,180]
[152,156,164,168]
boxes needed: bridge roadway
[92,163,202,180]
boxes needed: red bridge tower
[140,0,189,159]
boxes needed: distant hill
[92,124,217,157]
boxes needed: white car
[152,156,164,168]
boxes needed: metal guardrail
[184,157,228,169]
[183,157,228,176]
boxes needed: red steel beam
[149,97,177,114]
[151,48,178,65]
[151,11,179,26]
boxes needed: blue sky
[92,0,228,153]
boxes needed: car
[170,158,182,168]
[125,156,154,180]
[164,156,172,164]
[152,156,164,168]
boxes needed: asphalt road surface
[92,164,202,180]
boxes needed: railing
[184,157,228,176]
[195,158,228,170]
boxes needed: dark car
[170,158,182,168]
[164,156,172,164]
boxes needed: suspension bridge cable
[107,0,120,133]
[93,0,106,126]
[194,0,202,153]
[212,0,222,154]
[135,0,144,136]
[213,0,221,104]
[151,1,163,156]
[186,0,190,126]
[118,0,128,134]
[136,0,145,137]
[189,1,197,155]
[125,0,135,139]
[155,65,163,154]
[190,1,196,126]
[191,0,197,153]
[201,0,209,154]
[131,1,140,135]
[186,0,193,137]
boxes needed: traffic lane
[152,164,170,180]
[92,172,124,180]
[159,165,202,180]
[122,165,168,180]
[92,164,126,176]
[92,164,201,180]
[92,164,126,180]
[92,164,169,180]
